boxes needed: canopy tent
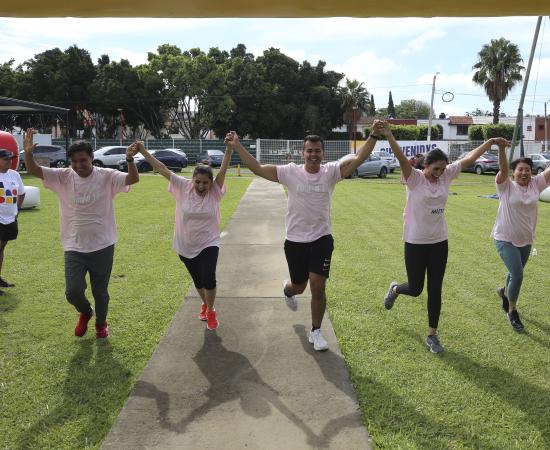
[0,96,70,154]
[1,0,549,17]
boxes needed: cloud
[327,52,400,87]
[401,30,445,54]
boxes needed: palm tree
[337,79,370,141]
[472,38,524,124]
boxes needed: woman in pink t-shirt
[492,148,550,331]
[135,142,233,330]
[377,121,508,353]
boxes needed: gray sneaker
[384,281,399,310]
[425,335,444,354]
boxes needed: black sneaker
[497,287,509,313]
[425,335,444,353]
[384,281,399,310]
[0,277,14,288]
[508,310,524,331]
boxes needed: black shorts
[284,234,334,284]
[0,220,18,242]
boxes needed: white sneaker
[308,329,329,351]
[282,280,297,311]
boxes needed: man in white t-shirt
[0,149,25,294]
[227,128,379,351]
[23,129,139,339]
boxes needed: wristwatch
[369,134,382,140]
[126,157,135,163]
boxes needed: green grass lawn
[329,171,550,449]
[0,173,251,450]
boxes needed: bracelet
[369,134,381,140]
[126,158,135,163]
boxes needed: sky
[1,16,549,118]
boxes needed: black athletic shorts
[284,234,334,284]
[0,220,18,242]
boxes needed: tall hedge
[468,125,485,141]
[364,124,439,140]
[468,123,516,141]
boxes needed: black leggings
[179,246,219,290]
[395,240,448,329]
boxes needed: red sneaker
[199,303,207,321]
[96,323,109,339]
[206,310,219,330]
[75,309,94,337]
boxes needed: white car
[373,150,398,173]
[93,146,128,168]
[528,154,550,174]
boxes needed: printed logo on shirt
[0,181,18,204]
[431,208,445,215]
[297,184,329,194]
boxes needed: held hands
[490,137,509,149]
[224,131,239,148]
[372,120,392,138]
[126,141,144,159]
[23,128,37,153]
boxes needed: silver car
[373,150,399,173]
[459,152,499,175]
[528,154,550,174]
[93,146,128,168]
[339,154,391,178]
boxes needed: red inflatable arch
[0,131,20,171]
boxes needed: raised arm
[225,131,279,183]
[215,144,233,189]
[339,121,381,179]
[22,128,43,180]
[459,138,507,170]
[495,139,510,184]
[135,142,172,181]
[376,121,413,180]
[124,143,140,185]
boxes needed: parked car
[196,149,224,167]
[528,153,550,174]
[458,152,499,175]
[93,146,128,168]
[118,149,188,172]
[373,149,398,173]
[18,145,67,170]
[339,154,390,178]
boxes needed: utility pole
[427,72,439,142]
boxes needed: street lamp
[427,72,439,142]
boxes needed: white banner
[374,140,449,157]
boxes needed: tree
[387,91,396,118]
[337,78,370,139]
[472,38,524,124]
[368,94,376,116]
[395,99,431,119]
[467,108,492,116]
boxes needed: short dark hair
[424,148,449,166]
[68,141,94,160]
[193,164,213,181]
[510,157,533,171]
[303,134,324,150]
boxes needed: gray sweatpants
[64,244,115,326]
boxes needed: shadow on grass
[440,349,550,447]
[17,339,132,449]
[524,317,550,335]
[0,292,20,326]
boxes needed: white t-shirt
[491,174,550,247]
[402,161,461,244]
[0,169,25,225]
[168,174,226,258]
[276,162,342,243]
[42,166,129,252]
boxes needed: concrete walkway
[102,178,371,450]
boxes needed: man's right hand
[224,131,239,147]
[23,128,37,154]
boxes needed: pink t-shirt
[168,173,226,258]
[42,166,129,252]
[491,174,550,247]
[276,162,342,243]
[402,161,461,244]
